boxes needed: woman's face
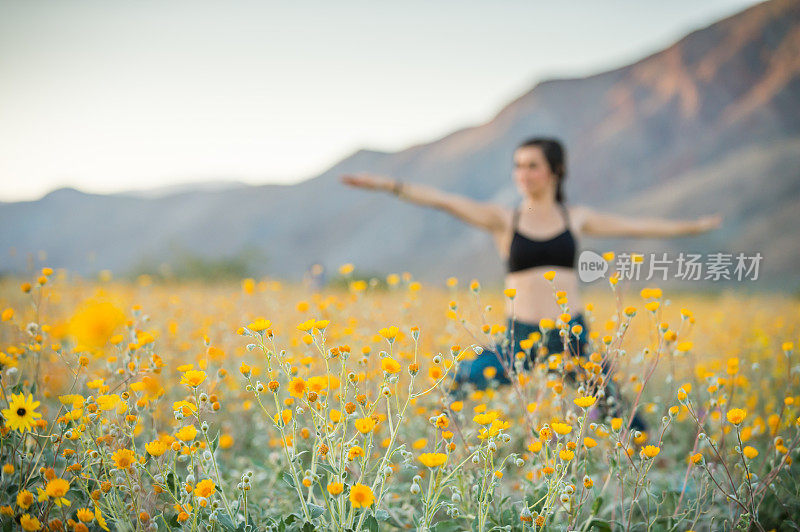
[513,146,556,198]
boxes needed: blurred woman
[342,138,720,426]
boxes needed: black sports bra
[506,203,577,273]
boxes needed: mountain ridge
[2,0,799,290]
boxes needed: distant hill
[2,0,799,289]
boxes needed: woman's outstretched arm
[574,205,722,238]
[341,173,507,233]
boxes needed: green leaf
[373,509,390,521]
[315,462,337,478]
[591,496,603,515]
[362,516,379,532]
[307,503,325,519]
[216,513,237,531]
[588,519,612,532]
[431,521,462,532]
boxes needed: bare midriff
[504,265,582,324]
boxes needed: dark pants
[450,315,647,431]
[453,314,589,390]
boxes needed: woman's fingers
[340,174,370,188]
[340,173,389,191]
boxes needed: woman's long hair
[517,138,566,203]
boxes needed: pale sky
[0,0,762,201]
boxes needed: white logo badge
[578,250,608,282]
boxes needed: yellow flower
[241,278,256,294]
[248,318,272,332]
[288,378,307,398]
[503,288,516,299]
[112,448,136,469]
[76,507,95,522]
[551,422,572,435]
[176,425,198,442]
[180,370,207,388]
[559,449,574,461]
[59,394,85,409]
[20,514,42,531]
[349,483,375,508]
[327,482,344,496]
[16,490,34,510]
[96,394,121,411]
[419,453,448,468]
[481,419,510,439]
[45,478,70,507]
[86,379,105,390]
[354,417,377,434]
[220,434,234,449]
[379,326,399,342]
[583,437,597,449]
[194,479,215,498]
[145,440,168,457]
[1,394,41,433]
[641,445,661,459]
[543,271,556,281]
[742,446,758,459]
[726,408,746,425]
[68,301,126,349]
[381,357,401,374]
[473,412,497,426]
[173,400,197,416]
[611,418,623,431]
[348,446,365,460]
[95,506,110,531]
[574,396,596,409]
[273,409,292,426]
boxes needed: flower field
[0,267,798,531]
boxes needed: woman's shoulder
[564,204,593,234]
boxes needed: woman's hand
[340,173,396,193]
[692,213,722,234]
